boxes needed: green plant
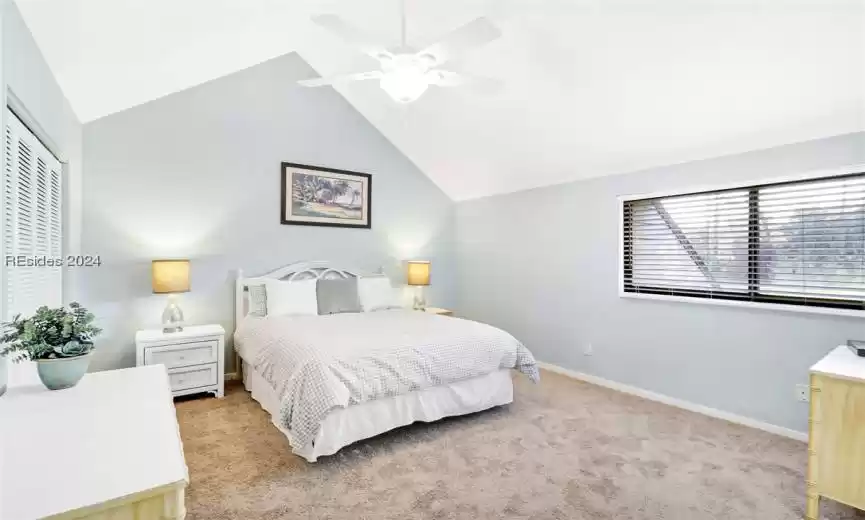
[0,302,101,362]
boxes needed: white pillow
[358,276,403,312]
[265,279,318,317]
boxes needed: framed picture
[280,162,372,229]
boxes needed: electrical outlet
[796,384,810,403]
[584,343,594,356]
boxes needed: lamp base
[412,287,427,311]
[162,296,185,333]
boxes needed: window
[622,172,865,311]
[1,109,63,320]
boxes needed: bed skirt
[242,361,514,462]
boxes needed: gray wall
[80,53,455,372]
[455,132,865,434]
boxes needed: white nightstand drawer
[136,324,226,399]
[167,364,218,392]
[144,340,218,369]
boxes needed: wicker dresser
[806,346,865,519]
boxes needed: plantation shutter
[622,173,865,310]
[1,110,63,320]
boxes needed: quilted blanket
[234,309,539,449]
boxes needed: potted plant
[0,302,101,390]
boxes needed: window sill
[619,290,865,318]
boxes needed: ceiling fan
[299,2,502,103]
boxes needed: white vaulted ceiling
[14,0,865,200]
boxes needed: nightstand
[135,324,225,398]
[423,307,453,316]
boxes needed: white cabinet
[136,324,225,398]
[0,364,188,519]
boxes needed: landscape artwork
[281,162,372,228]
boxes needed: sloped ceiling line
[14,0,865,200]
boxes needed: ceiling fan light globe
[380,70,429,103]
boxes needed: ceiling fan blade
[298,71,383,87]
[417,17,501,66]
[427,70,502,93]
[311,14,394,62]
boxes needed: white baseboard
[536,361,808,443]
[225,372,239,381]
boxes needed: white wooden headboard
[235,261,373,326]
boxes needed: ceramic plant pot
[36,352,93,390]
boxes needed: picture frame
[280,162,372,229]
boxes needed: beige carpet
[175,370,861,519]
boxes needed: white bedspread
[234,310,539,449]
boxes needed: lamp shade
[152,260,190,294]
[407,261,431,286]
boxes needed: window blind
[623,173,865,310]
[2,109,63,320]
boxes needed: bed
[234,261,539,462]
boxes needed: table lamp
[407,260,430,310]
[152,259,190,333]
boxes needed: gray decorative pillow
[317,278,361,315]
[248,284,267,317]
